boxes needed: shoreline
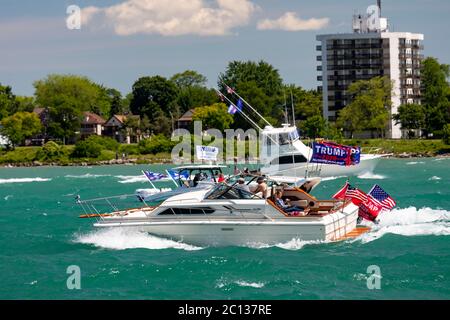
[2,153,449,168]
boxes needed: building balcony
[317,76,323,81]
[316,45,322,51]
[316,55,322,61]
[317,65,322,71]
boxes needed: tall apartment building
[316,1,424,138]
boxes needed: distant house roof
[104,114,139,127]
[178,109,195,122]
[33,107,45,115]
[81,112,106,125]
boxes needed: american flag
[217,91,225,102]
[346,184,368,203]
[369,185,396,210]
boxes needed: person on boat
[217,173,226,183]
[193,173,201,187]
[235,177,251,198]
[253,177,268,198]
[274,190,307,215]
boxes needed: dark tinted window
[270,155,307,165]
[158,208,215,215]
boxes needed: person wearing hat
[234,177,251,198]
[253,176,268,199]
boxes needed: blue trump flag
[311,142,360,166]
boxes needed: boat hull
[94,209,358,247]
[262,154,383,178]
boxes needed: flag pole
[214,88,263,132]
[142,171,157,189]
[220,81,273,127]
[165,169,179,188]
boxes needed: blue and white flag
[236,99,243,112]
[196,145,219,161]
[228,104,237,115]
[143,171,167,181]
[166,169,189,181]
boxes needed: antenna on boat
[284,91,288,125]
[290,90,296,127]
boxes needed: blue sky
[1,0,449,96]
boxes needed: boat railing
[76,194,152,222]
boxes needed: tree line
[1,57,449,151]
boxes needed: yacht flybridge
[78,177,369,246]
[259,124,384,178]
[217,84,386,178]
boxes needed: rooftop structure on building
[316,1,424,139]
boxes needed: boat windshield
[205,183,261,200]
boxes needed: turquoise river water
[0,158,449,299]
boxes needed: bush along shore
[1,136,450,167]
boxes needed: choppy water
[0,159,449,299]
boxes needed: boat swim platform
[335,227,371,241]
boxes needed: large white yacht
[260,124,384,178]
[79,177,368,246]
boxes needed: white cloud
[81,0,257,36]
[257,12,329,31]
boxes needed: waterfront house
[103,114,141,144]
[80,112,106,138]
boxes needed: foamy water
[406,161,425,165]
[0,177,51,184]
[74,228,202,251]
[115,175,149,184]
[357,172,387,180]
[65,174,111,179]
[354,207,450,243]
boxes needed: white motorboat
[135,165,228,203]
[260,124,385,178]
[79,177,369,247]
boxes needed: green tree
[0,112,42,148]
[218,60,284,127]
[171,70,218,113]
[105,88,126,116]
[0,83,19,120]
[71,139,102,158]
[421,57,450,136]
[337,77,391,138]
[285,85,322,121]
[171,70,207,88]
[36,141,67,161]
[393,104,426,138]
[443,124,450,144]
[130,76,178,119]
[34,74,111,116]
[15,96,36,113]
[34,74,113,142]
[192,103,234,131]
[138,134,175,154]
[301,115,326,139]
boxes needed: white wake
[65,174,111,179]
[355,207,450,243]
[0,177,51,184]
[357,172,387,180]
[74,228,202,251]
